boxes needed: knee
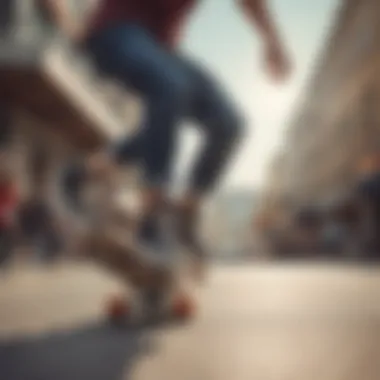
[151,71,190,112]
[214,109,246,146]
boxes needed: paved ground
[0,261,380,380]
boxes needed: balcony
[0,0,126,149]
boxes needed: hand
[263,39,292,83]
[65,23,87,44]
[58,18,86,44]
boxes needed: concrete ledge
[0,39,126,149]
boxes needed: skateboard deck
[81,228,175,290]
[60,169,173,290]
[76,224,200,324]
[106,283,197,324]
[104,256,198,324]
[77,213,201,323]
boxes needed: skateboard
[71,207,198,324]
[105,281,197,325]
[102,239,199,325]
[61,168,200,323]
[81,227,174,289]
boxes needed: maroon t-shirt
[88,0,197,48]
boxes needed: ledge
[0,38,127,149]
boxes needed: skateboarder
[44,0,292,273]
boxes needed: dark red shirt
[89,0,197,48]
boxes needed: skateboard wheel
[106,294,130,321]
[172,293,195,319]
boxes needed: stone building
[256,0,380,228]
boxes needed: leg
[64,24,193,250]
[89,24,192,179]
[176,58,245,254]
[187,63,245,195]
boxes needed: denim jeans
[85,23,244,193]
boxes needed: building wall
[267,0,380,209]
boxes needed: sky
[174,0,341,192]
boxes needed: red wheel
[106,294,130,322]
[172,293,196,320]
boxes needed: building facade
[257,0,380,227]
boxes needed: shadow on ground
[0,322,156,380]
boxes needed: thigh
[85,24,189,96]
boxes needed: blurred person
[0,158,19,268]
[294,208,323,256]
[18,191,63,264]
[320,214,345,257]
[0,107,18,268]
[44,0,292,274]
[356,152,380,258]
[331,199,362,259]
[18,149,63,264]
[0,104,11,151]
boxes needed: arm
[238,0,291,80]
[238,0,282,46]
[41,0,83,40]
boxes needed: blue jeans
[85,24,244,193]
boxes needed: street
[1,261,380,380]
